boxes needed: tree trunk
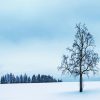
[80,73,83,92]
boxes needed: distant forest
[0,73,62,84]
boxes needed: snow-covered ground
[0,82,100,100]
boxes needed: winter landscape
[0,0,100,100]
[0,82,100,100]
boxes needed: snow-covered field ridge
[0,82,100,100]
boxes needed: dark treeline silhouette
[0,73,62,84]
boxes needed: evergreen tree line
[0,73,62,84]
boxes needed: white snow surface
[0,82,100,100]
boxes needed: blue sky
[0,0,100,81]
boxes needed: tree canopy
[58,23,99,92]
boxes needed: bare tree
[58,23,99,92]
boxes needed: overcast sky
[0,0,100,80]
